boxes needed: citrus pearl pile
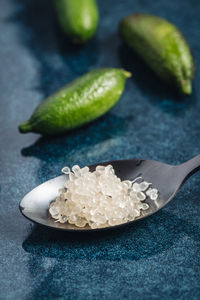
[49,165,159,229]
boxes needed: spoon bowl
[19,155,200,231]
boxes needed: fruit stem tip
[122,69,132,78]
[181,80,192,95]
[19,122,31,133]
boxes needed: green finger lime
[119,13,195,94]
[54,0,99,43]
[19,68,131,135]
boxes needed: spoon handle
[178,154,200,180]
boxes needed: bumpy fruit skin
[19,68,131,135]
[54,0,99,43]
[119,13,195,94]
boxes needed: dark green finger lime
[54,0,99,43]
[119,13,195,94]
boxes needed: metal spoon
[19,155,200,232]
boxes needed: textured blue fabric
[0,0,200,299]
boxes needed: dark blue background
[0,0,200,299]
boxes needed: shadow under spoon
[19,155,200,232]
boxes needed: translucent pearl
[75,217,87,227]
[72,165,81,175]
[136,192,146,201]
[49,164,160,229]
[59,215,68,223]
[105,165,114,174]
[127,214,136,221]
[150,193,158,200]
[90,223,99,229]
[68,215,77,224]
[61,166,70,174]
[141,203,149,210]
[150,188,158,194]
[49,212,59,220]
[122,180,132,189]
[80,166,89,175]
[146,188,158,200]
[139,181,150,191]
[132,182,141,192]
[96,165,105,172]
[49,204,60,216]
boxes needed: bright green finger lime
[19,68,131,135]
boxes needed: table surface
[1,0,200,299]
